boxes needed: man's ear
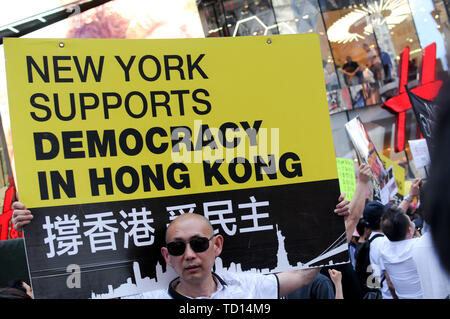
[161,247,172,267]
[406,224,415,239]
[213,235,224,257]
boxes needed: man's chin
[182,266,205,281]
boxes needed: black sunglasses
[166,235,215,256]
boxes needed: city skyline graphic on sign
[90,225,348,299]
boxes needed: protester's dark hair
[0,287,31,299]
[7,279,27,294]
[381,205,411,241]
[356,218,369,238]
[363,201,385,230]
[426,78,450,274]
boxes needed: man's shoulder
[216,270,276,284]
[214,271,279,299]
[121,289,170,299]
[216,271,279,292]
[369,232,386,244]
[368,233,387,261]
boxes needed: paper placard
[336,158,356,201]
[409,139,431,169]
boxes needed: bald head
[165,213,214,243]
[161,213,224,289]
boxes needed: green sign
[336,158,356,201]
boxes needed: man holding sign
[13,162,373,299]
[13,192,351,299]
[5,35,355,298]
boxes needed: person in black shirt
[342,56,363,86]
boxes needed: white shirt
[368,232,393,299]
[123,271,279,299]
[412,228,450,298]
[363,68,375,83]
[366,48,382,65]
[380,237,423,299]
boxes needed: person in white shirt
[412,223,450,298]
[409,183,450,299]
[363,43,383,83]
[380,205,423,298]
[362,65,375,84]
[391,178,446,298]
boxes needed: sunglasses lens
[167,241,186,256]
[167,236,213,256]
[190,237,210,253]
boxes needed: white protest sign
[408,139,431,169]
[380,165,398,204]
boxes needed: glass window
[366,0,422,83]
[197,1,227,37]
[272,1,353,113]
[273,1,339,88]
[198,0,280,37]
[410,0,450,73]
[232,0,279,36]
[320,2,383,110]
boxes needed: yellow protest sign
[5,36,337,208]
[404,180,412,195]
[379,154,406,195]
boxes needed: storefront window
[198,0,280,37]
[197,1,226,37]
[410,0,450,74]
[272,0,348,113]
[197,0,442,116]
[366,0,422,83]
[319,0,367,12]
[320,2,383,110]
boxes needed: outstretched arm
[398,178,421,213]
[328,269,343,299]
[276,267,320,298]
[345,164,371,243]
[384,271,398,299]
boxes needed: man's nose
[183,243,197,259]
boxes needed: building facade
[196,0,450,178]
[0,0,448,188]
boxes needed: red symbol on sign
[382,43,443,152]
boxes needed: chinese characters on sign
[42,196,274,258]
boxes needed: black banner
[406,87,438,155]
[24,179,347,299]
